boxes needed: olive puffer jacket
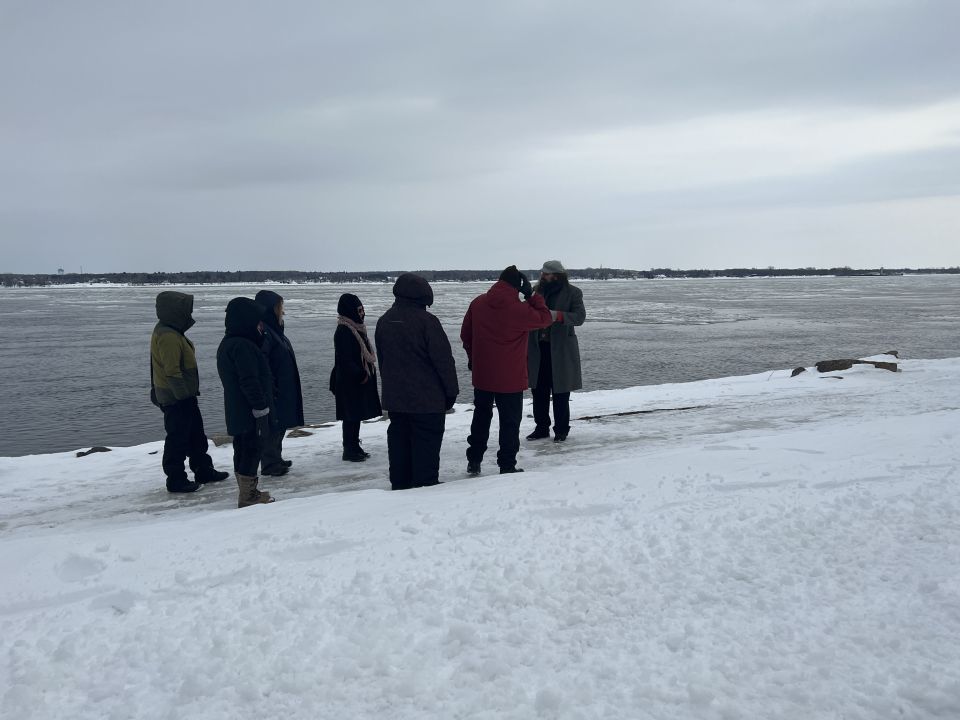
[151,291,200,407]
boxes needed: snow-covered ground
[2,356,959,719]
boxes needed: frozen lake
[1,274,958,456]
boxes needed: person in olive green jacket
[150,291,228,493]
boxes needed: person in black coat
[331,293,382,462]
[216,297,276,508]
[375,274,459,490]
[255,290,304,475]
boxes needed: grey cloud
[1,0,959,271]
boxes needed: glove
[445,396,456,411]
[519,273,533,300]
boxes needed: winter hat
[254,290,284,332]
[499,265,522,290]
[337,293,364,324]
[541,260,566,274]
[254,289,283,311]
[392,273,434,307]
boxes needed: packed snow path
[1,357,959,719]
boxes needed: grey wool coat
[527,283,586,393]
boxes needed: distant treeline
[2,266,959,287]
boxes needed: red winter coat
[460,280,553,393]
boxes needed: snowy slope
[1,357,959,719]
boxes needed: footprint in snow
[56,554,106,583]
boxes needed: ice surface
[1,358,959,719]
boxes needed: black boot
[261,464,289,476]
[499,467,524,474]
[526,427,550,441]
[342,448,368,462]
[166,477,201,493]
[195,468,229,484]
[281,459,293,468]
[467,461,481,475]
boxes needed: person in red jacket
[461,266,553,474]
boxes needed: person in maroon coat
[460,266,553,474]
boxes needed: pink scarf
[337,316,377,377]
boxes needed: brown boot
[236,473,275,508]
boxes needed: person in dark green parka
[150,291,228,493]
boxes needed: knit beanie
[337,293,364,324]
[499,265,522,290]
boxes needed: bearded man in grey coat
[526,260,586,442]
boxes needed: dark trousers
[342,420,361,451]
[232,431,262,477]
[467,389,523,470]
[162,397,214,482]
[532,341,570,434]
[261,428,286,470]
[386,412,445,490]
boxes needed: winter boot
[166,477,200,493]
[261,464,289,476]
[281,459,293,468]
[342,447,368,462]
[499,467,524,474]
[467,461,482,475]
[195,468,229,484]
[236,473,274,508]
[526,427,550,441]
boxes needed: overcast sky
[2,0,959,272]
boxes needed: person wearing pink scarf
[330,293,382,461]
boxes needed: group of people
[149,261,585,507]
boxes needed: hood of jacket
[224,297,265,346]
[484,280,521,309]
[392,273,433,308]
[155,291,195,333]
[255,289,284,334]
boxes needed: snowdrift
[2,357,959,719]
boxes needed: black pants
[162,397,214,482]
[261,428,286,470]
[342,420,361,451]
[232,431,262,477]
[387,412,445,490]
[467,389,523,470]
[532,341,570,434]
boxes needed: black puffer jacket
[375,273,458,414]
[255,290,305,429]
[216,297,275,436]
